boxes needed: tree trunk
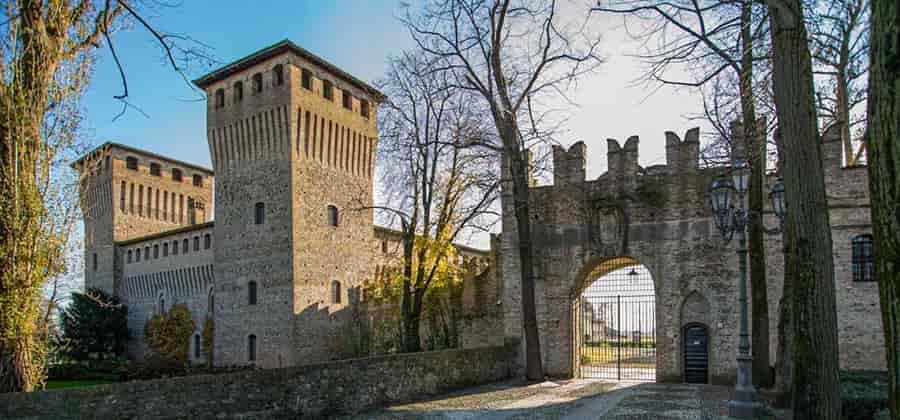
[767,1,842,418]
[400,228,422,353]
[739,0,771,389]
[501,119,543,381]
[775,135,794,403]
[867,0,900,416]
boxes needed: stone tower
[193,40,383,367]
[73,144,214,295]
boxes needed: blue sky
[83,1,413,169]
[82,1,706,180]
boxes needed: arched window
[153,244,159,259]
[193,236,200,251]
[247,334,257,362]
[144,246,150,260]
[208,289,214,313]
[135,248,141,262]
[327,205,339,227]
[214,88,225,108]
[183,238,189,254]
[254,202,265,225]
[331,280,341,304]
[204,234,212,249]
[194,334,201,359]
[163,242,169,257]
[127,249,133,263]
[273,64,284,86]
[233,81,243,102]
[172,240,179,255]
[852,234,876,282]
[158,293,166,314]
[248,281,258,305]
[252,73,263,93]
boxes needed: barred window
[852,234,876,282]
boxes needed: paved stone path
[344,380,788,419]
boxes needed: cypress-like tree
[61,288,129,361]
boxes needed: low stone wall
[2,345,513,419]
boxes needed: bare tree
[402,0,602,380]
[810,0,870,166]
[764,0,842,418]
[866,0,900,416]
[374,51,499,353]
[0,0,209,393]
[594,0,775,387]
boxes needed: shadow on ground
[338,379,788,419]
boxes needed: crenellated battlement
[549,127,703,188]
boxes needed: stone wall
[1,346,514,420]
[500,125,882,383]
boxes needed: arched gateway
[499,129,746,384]
[575,256,656,381]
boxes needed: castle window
[327,205,339,227]
[120,181,126,211]
[127,250,133,263]
[323,80,333,100]
[158,294,166,314]
[360,99,370,118]
[204,234,211,249]
[301,68,312,90]
[233,81,243,102]
[342,91,352,110]
[254,202,265,225]
[171,168,182,182]
[247,334,257,362]
[193,174,203,187]
[852,234,876,282]
[153,244,159,259]
[273,64,284,86]
[381,240,388,254]
[208,289,214,313]
[172,240,179,255]
[331,280,341,304]
[138,185,144,216]
[193,236,200,252]
[252,73,263,93]
[194,334,201,359]
[135,248,141,262]
[163,242,169,257]
[129,183,134,213]
[182,238,189,254]
[214,88,225,108]
[248,281,258,305]
[126,156,138,170]
[92,253,98,271]
[150,163,161,177]
[144,246,150,260]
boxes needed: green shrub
[841,370,888,420]
[144,304,195,362]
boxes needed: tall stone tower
[73,144,214,294]
[193,40,383,367]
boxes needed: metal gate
[578,265,656,381]
[683,323,709,383]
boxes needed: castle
[73,40,489,367]
[76,40,882,383]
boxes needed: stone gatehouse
[499,126,881,383]
[73,40,493,368]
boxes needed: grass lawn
[43,379,117,390]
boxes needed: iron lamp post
[709,160,785,419]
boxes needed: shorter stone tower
[73,144,214,294]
